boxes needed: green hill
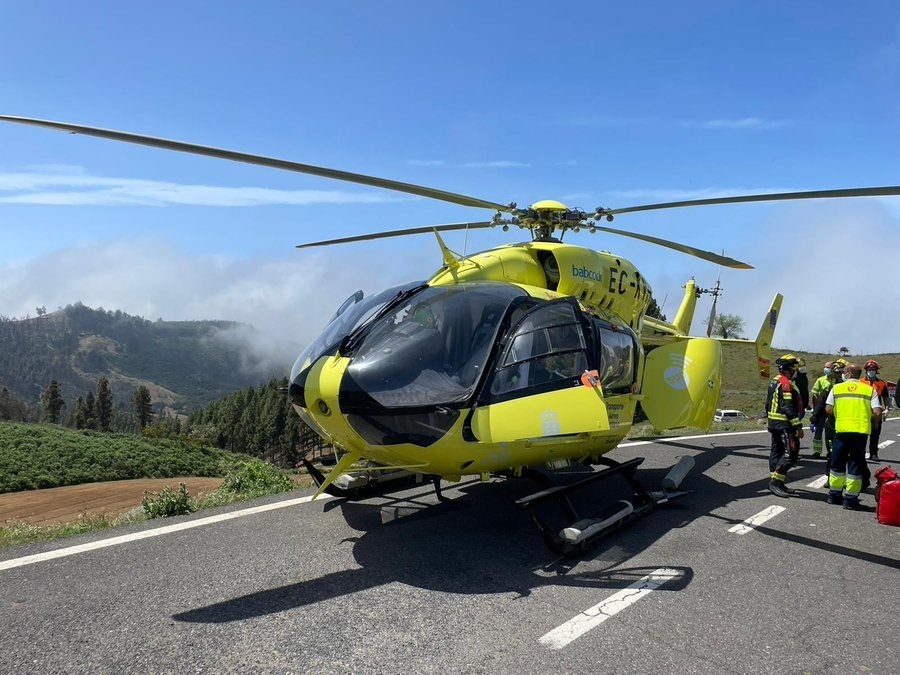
[0,421,248,493]
[717,345,899,416]
[0,303,276,416]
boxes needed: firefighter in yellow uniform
[824,363,883,510]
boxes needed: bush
[220,461,294,497]
[141,483,194,519]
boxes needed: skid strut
[515,456,693,556]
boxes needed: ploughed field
[0,478,224,525]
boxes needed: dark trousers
[769,428,799,478]
[869,421,882,455]
[829,432,868,501]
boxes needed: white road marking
[878,439,894,450]
[0,494,322,572]
[806,475,828,489]
[539,567,682,649]
[728,505,786,535]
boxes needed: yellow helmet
[775,354,800,373]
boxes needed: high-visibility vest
[811,375,830,398]
[832,380,874,434]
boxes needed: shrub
[220,461,294,497]
[141,483,194,519]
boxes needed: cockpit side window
[488,300,588,400]
[594,320,638,394]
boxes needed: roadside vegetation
[0,420,309,549]
[0,421,245,493]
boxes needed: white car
[714,409,748,422]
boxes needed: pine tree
[646,297,667,322]
[74,395,87,429]
[95,377,113,431]
[132,385,153,429]
[84,391,97,430]
[40,380,65,424]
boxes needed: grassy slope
[0,421,249,493]
[718,345,899,418]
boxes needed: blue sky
[2,1,900,368]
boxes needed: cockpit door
[470,299,610,442]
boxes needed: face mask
[823,368,831,375]
[799,367,807,374]
[866,370,876,379]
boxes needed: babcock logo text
[571,265,603,282]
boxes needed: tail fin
[753,293,783,380]
[710,292,782,379]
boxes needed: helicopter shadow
[175,434,872,625]
[173,475,696,624]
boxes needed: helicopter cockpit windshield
[341,282,527,409]
[290,280,424,382]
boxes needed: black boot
[779,481,798,495]
[769,480,791,498]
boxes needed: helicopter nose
[289,380,305,408]
[289,368,310,408]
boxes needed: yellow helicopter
[4,115,900,554]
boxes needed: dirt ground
[0,478,224,526]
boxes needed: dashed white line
[878,439,894,450]
[806,475,828,489]
[728,505,786,535]
[0,494,322,572]
[539,567,682,649]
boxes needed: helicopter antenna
[700,275,723,337]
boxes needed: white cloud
[605,187,798,202]
[0,168,405,207]
[3,201,898,384]
[710,201,900,355]
[680,117,793,130]
[553,116,651,127]
[458,161,531,168]
[0,237,427,376]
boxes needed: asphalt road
[2,420,899,674]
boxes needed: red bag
[874,466,900,527]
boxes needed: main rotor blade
[607,186,900,216]
[591,226,753,269]
[296,221,494,248]
[0,115,510,212]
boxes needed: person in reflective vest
[809,359,845,474]
[765,354,804,498]
[860,359,889,460]
[825,363,883,510]
[809,360,835,457]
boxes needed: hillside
[0,420,248,493]
[0,303,275,415]
[717,345,900,416]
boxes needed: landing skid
[515,456,693,556]
[302,455,428,499]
